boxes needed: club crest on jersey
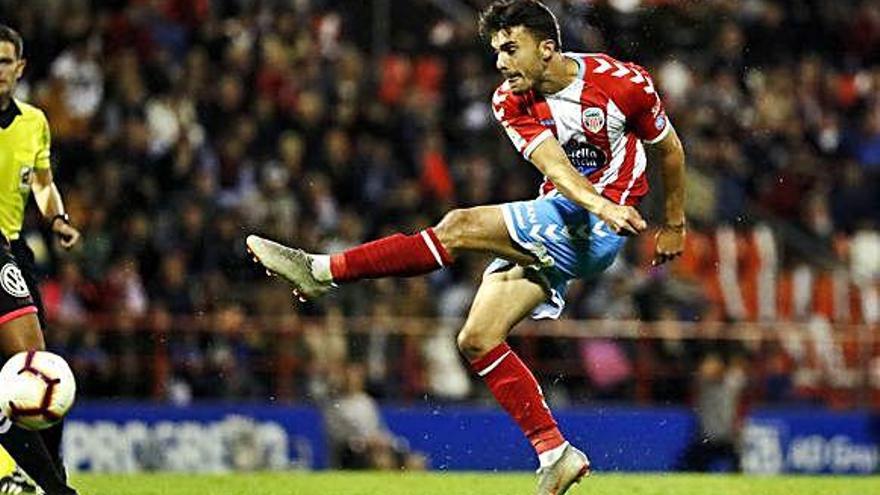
[0,263,30,298]
[582,107,605,134]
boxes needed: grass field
[70,472,880,495]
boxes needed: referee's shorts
[0,241,38,328]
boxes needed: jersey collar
[546,54,586,97]
[566,53,586,80]
[0,98,21,129]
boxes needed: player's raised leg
[0,314,76,495]
[246,205,536,299]
[457,266,589,495]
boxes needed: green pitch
[71,472,880,495]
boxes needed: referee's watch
[50,213,71,228]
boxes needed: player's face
[0,42,24,98]
[491,27,551,94]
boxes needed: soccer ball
[0,351,76,430]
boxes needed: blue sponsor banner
[383,404,695,472]
[65,402,695,473]
[66,403,879,474]
[743,408,879,474]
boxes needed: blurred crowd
[0,0,878,410]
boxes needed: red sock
[470,342,566,454]
[330,228,453,282]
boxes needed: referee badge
[0,263,30,298]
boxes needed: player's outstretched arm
[646,126,686,265]
[32,168,80,250]
[528,137,647,236]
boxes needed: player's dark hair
[0,24,23,59]
[479,0,562,51]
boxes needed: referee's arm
[32,168,80,249]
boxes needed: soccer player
[0,24,80,495]
[247,1,685,493]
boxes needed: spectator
[680,354,747,472]
[0,0,874,406]
[323,363,427,470]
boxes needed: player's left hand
[652,223,685,266]
[52,221,81,250]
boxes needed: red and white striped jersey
[491,52,671,205]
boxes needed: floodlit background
[0,0,878,481]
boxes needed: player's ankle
[538,441,569,468]
[311,254,333,283]
[532,426,566,455]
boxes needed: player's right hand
[596,202,647,236]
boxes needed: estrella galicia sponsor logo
[0,263,30,298]
[582,107,605,133]
[563,140,606,175]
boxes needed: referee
[0,24,80,494]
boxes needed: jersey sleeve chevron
[491,83,553,159]
[623,64,670,144]
[587,55,670,144]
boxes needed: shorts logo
[582,107,605,134]
[0,263,30,298]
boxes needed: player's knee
[0,314,45,356]
[456,326,502,361]
[456,330,482,360]
[434,208,474,253]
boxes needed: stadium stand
[0,0,876,410]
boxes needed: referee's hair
[0,24,23,59]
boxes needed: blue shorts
[485,192,626,319]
